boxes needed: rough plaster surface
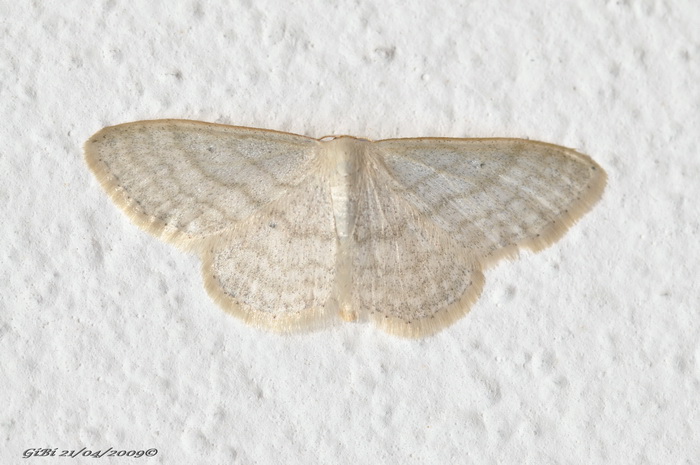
[1,1,698,463]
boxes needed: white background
[2,1,698,463]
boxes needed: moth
[85,120,606,337]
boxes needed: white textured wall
[2,1,698,463]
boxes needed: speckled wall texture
[1,1,698,464]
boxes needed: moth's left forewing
[84,120,320,251]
